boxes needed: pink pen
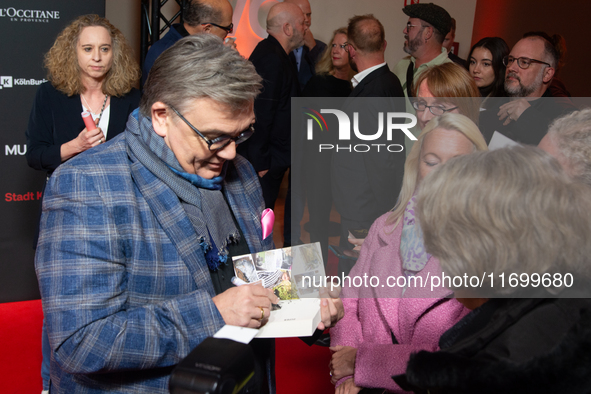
[261,208,275,240]
[81,111,97,131]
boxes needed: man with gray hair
[35,34,341,393]
[142,0,234,85]
[538,108,591,186]
[239,2,307,246]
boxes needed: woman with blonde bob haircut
[395,146,591,393]
[413,62,481,129]
[386,113,487,228]
[329,113,487,393]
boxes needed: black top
[331,65,406,227]
[208,208,250,295]
[25,82,140,174]
[479,88,576,145]
[238,35,300,171]
[394,297,591,394]
[349,64,404,98]
[302,73,352,97]
[448,51,468,69]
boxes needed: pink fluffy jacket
[330,212,469,392]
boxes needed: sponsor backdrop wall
[0,0,105,303]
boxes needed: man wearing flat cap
[393,3,453,148]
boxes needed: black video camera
[169,337,255,394]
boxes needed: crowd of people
[25,1,591,393]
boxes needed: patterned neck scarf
[126,109,239,271]
[400,192,431,276]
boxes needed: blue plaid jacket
[36,126,272,393]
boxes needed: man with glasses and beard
[392,3,453,150]
[481,32,575,145]
[393,3,453,100]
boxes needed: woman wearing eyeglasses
[302,27,354,97]
[412,62,481,130]
[329,113,487,394]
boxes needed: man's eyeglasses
[169,106,254,151]
[412,101,458,116]
[201,22,233,34]
[406,22,420,31]
[503,56,551,69]
[332,43,348,50]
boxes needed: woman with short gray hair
[394,146,591,393]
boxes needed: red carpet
[276,337,333,394]
[0,299,44,394]
[0,267,339,393]
[0,252,339,393]
[0,300,334,393]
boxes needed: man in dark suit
[331,14,406,275]
[443,18,468,68]
[285,0,327,90]
[142,0,234,86]
[238,2,307,246]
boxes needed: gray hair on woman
[544,108,591,186]
[140,34,262,115]
[385,113,487,228]
[417,146,591,296]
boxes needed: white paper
[213,325,259,344]
[255,298,321,338]
[232,243,326,338]
[488,131,520,150]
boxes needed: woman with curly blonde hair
[25,14,140,393]
[26,14,140,175]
